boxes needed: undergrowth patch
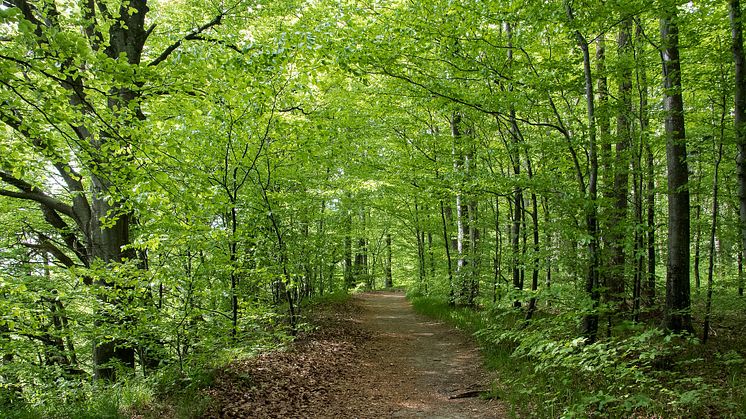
[408,291,746,418]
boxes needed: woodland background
[1,0,746,416]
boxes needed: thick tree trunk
[90,176,136,381]
[609,20,633,308]
[661,9,694,333]
[597,37,612,310]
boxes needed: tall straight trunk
[635,21,656,307]
[428,231,435,279]
[511,186,523,309]
[452,112,469,303]
[597,36,613,304]
[597,37,613,200]
[543,197,552,291]
[467,200,480,305]
[440,200,455,303]
[420,230,427,281]
[609,19,633,307]
[730,0,746,294]
[737,249,743,296]
[504,21,523,309]
[354,209,368,281]
[646,144,657,306]
[415,200,426,284]
[703,142,723,343]
[632,138,644,322]
[344,214,353,288]
[694,204,702,290]
[566,2,600,342]
[318,199,326,295]
[385,233,393,288]
[661,8,693,333]
[494,196,502,303]
[525,152,540,320]
[228,206,239,340]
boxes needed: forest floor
[200,291,506,418]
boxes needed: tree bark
[703,142,723,343]
[660,8,694,333]
[440,200,455,304]
[566,2,600,342]
[385,233,393,288]
[494,196,502,302]
[634,21,657,307]
[730,0,746,298]
[609,19,633,308]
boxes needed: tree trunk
[440,200,455,304]
[661,9,694,333]
[694,204,702,290]
[730,0,746,298]
[636,21,656,307]
[566,1,600,342]
[494,196,502,303]
[354,209,368,283]
[609,19,633,308]
[385,233,393,287]
[414,199,426,284]
[703,142,723,343]
[344,214,353,288]
[452,112,470,304]
[467,200,480,305]
[525,151,540,321]
[428,231,435,280]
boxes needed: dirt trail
[200,291,506,418]
[349,291,505,418]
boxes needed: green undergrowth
[1,292,352,419]
[408,291,746,418]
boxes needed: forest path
[347,291,506,418]
[200,291,506,418]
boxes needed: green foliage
[1,0,746,416]
[411,292,746,417]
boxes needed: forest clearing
[3,0,746,417]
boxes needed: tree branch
[0,171,75,219]
[23,240,77,268]
[148,12,225,67]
